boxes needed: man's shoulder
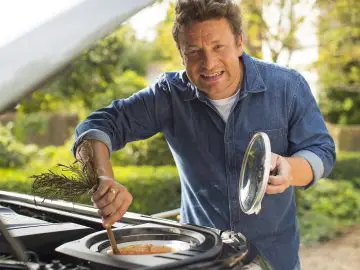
[155,71,193,90]
[150,71,195,100]
[160,70,188,85]
[249,56,303,84]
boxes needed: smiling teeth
[203,72,222,78]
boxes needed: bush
[0,168,32,194]
[111,133,175,166]
[29,140,75,169]
[14,112,49,143]
[297,179,360,243]
[0,166,180,216]
[113,166,180,214]
[316,0,360,125]
[0,123,38,168]
[328,151,360,188]
[298,211,338,244]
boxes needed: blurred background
[0,0,359,269]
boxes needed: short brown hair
[172,0,242,46]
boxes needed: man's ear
[236,34,244,56]
[176,44,186,66]
[181,55,186,67]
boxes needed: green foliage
[150,2,183,72]
[241,0,310,64]
[14,112,49,143]
[29,140,75,169]
[113,166,180,214]
[0,123,38,168]
[317,0,360,124]
[319,89,360,125]
[19,24,152,112]
[297,179,360,243]
[297,210,338,244]
[328,151,360,188]
[91,70,148,109]
[240,0,264,59]
[0,169,32,194]
[111,133,175,166]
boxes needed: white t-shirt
[208,88,241,122]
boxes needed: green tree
[241,0,312,64]
[151,1,183,71]
[316,0,360,124]
[19,24,152,112]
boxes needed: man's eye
[215,45,224,50]
[187,50,199,55]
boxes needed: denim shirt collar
[171,52,267,102]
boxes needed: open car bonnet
[0,0,155,112]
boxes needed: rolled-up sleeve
[288,73,336,187]
[72,77,171,157]
[72,129,112,157]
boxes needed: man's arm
[266,154,314,194]
[77,139,114,178]
[73,78,171,226]
[76,139,132,228]
[285,156,313,187]
[267,72,336,194]
[73,78,171,155]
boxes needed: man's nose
[201,51,217,70]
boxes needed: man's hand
[92,176,133,228]
[266,153,293,194]
[75,139,133,228]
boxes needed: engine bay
[0,191,248,270]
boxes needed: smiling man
[178,18,243,100]
[73,1,336,269]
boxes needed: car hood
[0,0,154,112]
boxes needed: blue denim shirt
[73,53,336,270]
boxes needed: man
[73,0,336,269]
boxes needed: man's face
[178,18,243,100]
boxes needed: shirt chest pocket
[249,128,288,156]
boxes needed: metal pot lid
[239,132,271,215]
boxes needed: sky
[0,0,318,94]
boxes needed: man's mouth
[200,71,224,81]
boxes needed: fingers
[270,153,278,172]
[92,176,113,202]
[266,153,291,194]
[94,186,117,209]
[103,195,133,228]
[97,191,124,216]
[92,176,133,228]
[266,175,288,194]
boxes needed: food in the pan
[109,244,175,255]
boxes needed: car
[0,1,266,269]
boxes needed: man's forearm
[77,139,114,178]
[285,156,313,187]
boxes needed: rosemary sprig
[31,140,98,201]
[31,161,99,201]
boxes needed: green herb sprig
[31,141,99,201]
